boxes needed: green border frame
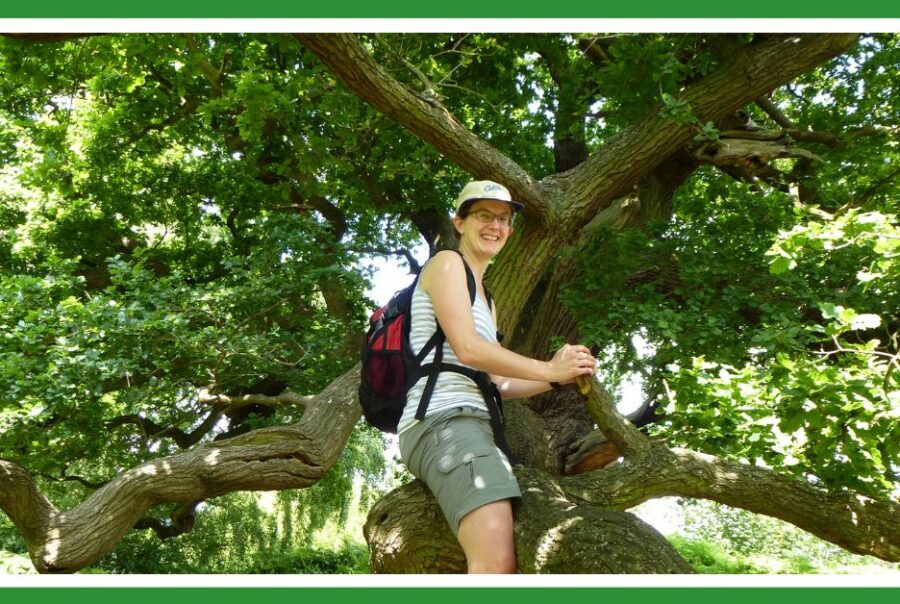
[0,1,898,18]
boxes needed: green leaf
[768,256,793,274]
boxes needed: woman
[397,180,597,573]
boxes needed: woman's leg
[456,499,517,573]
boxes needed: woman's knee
[457,500,517,574]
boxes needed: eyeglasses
[465,209,514,228]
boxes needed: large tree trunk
[295,33,860,334]
[295,31,899,573]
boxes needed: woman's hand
[547,344,597,383]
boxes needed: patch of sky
[361,240,426,307]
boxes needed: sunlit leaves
[565,174,898,497]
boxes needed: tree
[0,32,897,573]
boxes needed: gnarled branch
[0,366,361,573]
[560,378,900,562]
[558,34,859,229]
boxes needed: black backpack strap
[416,361,517,464]
[473,372,518,465]
[415,331,445,420]
[482,287,505,343]
[450,249,478,306]
[414,330,442,365]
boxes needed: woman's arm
[491,375,554,399]
[422,250,594,384]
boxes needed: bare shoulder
[420,250,464,289]
[422,250,463,278]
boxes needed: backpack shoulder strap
[449,249,477,306]
[450,249,500,336]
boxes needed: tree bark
[300,33,857,341]
[365,468,694,573]
[293,33,549,227]
[560,445,900,562]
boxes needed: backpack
[358,251,515,461]
[359,250,479,433]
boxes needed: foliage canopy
[0,32,897,572]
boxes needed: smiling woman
[395,180,597,573]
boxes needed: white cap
[454,180,525,214]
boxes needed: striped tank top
[397,277,498,434]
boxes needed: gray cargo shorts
[399,406,521,536]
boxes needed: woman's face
[454,200,515,259]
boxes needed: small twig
[374,34,438,97]
[434,82,504,114]
[854,165,900,207]
[786,84,813,105]
[359,246,422,274]
[812,336,900,394]
[38,467,107,490]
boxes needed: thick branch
[107,405,226,450]
[694,136,823,172]
[354,169,457,253]
[575,35,616,69]
[560,446,900,562]
[559,376,900,562]
[198,389,313,409]
[0,366,361,573]
[580,377,652,456]
[0,33,102,43]
[0,460,58,551]
[558,34,859,229]
[565,395,663,475]
[184,34,224,97]
[719,126,841,148]
[293,33,549,226]
[530,36,591,172]
[366,468,693,573]
[756,95,797,129]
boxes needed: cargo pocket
[435,439,513,493]
[467,450,513,491]
[435,443,494,475]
